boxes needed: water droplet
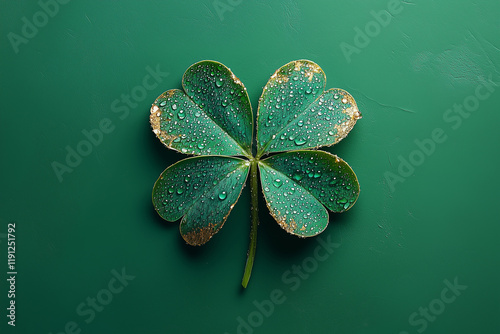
[197,143,205,150]
[314,172,321,178]
[342,98,348,104]
[333,94,339,99]
[215,78,223,87]
[184,176,190,183]
[305,88,312,94]
[168,187,174,194]
[294,138,307,146]
[273,179,283,188]
[343,202,350,210]
[219,192,227,200]
[159,101,167,107]
[264,187,270,192]
[297,120,304,127]
[177,188,184,195]
[178,110,185,120]
[172,104,177,110]
[194,111,201,117]
[292,173,303,181]
[328,130,335,136]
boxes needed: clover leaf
[150,60,361,288]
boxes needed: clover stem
[242,159,259,288]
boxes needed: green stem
[242,159,259,288]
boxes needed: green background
[1,0,499,333]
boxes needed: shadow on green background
[1,0,499,333]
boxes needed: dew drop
[215,78,223,87]
[292,173,303,181]
[294,138,307,146]
[172,104,177,110]
[159,101,167,107]
[273,179,283,188]
[219,192,227,200]
[177,188,184,195]
[297,120,304,127]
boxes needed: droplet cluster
[259,150,359,237]
[257,60,325,152]
[183,61,253,155]
[256,60,361,155]
[151,89,244,156]
[152,157,249,244]
[260,163,328,237]
[264,150,359,212]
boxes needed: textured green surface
[1,1,500,334]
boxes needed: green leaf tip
[150,59,361,287]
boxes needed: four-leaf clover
[150,60,361,287]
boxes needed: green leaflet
[259,150,359,237]
[256,60,361,157]
[150,61,253,157]
[152,156,250,245]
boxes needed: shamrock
[150,60,361,287]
